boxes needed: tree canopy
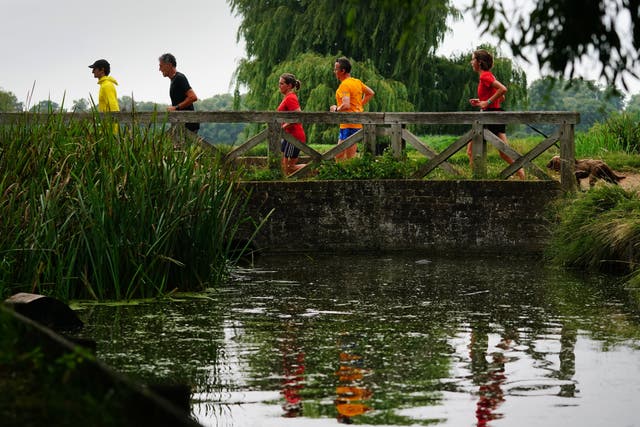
[229,0,457,112]
[470,0,640,89]
[0,89,21,112]
[528,77,624,131]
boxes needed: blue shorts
[339,128,361,141]
[281,139,300,159]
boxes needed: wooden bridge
[0,110,580,191]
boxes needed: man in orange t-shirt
[329,57,375,161]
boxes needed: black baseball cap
[88,59,110,69]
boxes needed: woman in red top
[277,73,307,175]
[467,49,525,180]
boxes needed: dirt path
[620,172,640,190]
[575,170,640,191]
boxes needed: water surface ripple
[78,253,640,427]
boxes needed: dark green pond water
[77,253,640,427]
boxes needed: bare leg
[497,133,525,180]
[335,139,357,162]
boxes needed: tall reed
[0,112,260,301]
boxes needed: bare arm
[480,80,507,109]
[362,85,375,106]
[170,88,198,111]
[338,95,351,111]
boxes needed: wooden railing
[0,110,580,191]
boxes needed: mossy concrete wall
[240,180,563,254]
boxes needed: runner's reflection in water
[469,323,515,426]
[280,319,305,417]
[335,333,372,424]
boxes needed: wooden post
[362,124,376,155]
[390,124,403,159]
[471,120,486,178]
[267,122,281,172]
[559,122,577,192]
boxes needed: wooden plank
[412,129,474,178]
[289,131,365,178]
[223,129,268,162]
[282,133,322,161]
[287,161,316,179]
[559,123,577,192]
[0,111,581,126]
[363,124,376,154]
[390,124,403,159]
[321,130,363,161]
[483,129,547,180]
[402,129,460,175]
[471,122,486,178]
[267,122,281,171]
[500,130,560,180]
[377,127,391,136]
[386,111,580,125]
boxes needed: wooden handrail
[0,110,580,125]
[0,110,579,191]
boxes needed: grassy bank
[546,185,640,284]
[0,113,259,301]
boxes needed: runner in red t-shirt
[467,49,525,180]
[277,73,307,175]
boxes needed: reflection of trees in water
[467,315,579,426]
[558,325,577,397]
[220,255,615,423]
[80,253,640,425]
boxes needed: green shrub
[316,150,416,180]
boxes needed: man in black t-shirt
[158,53,199,133]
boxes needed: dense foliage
[469,0,640,89]
[527,77,625,132]
[584,111,640,154]
[316,150,417,180]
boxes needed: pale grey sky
[1,0,246,107]
[1,0,637,109]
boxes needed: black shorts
[281,139,300,159]
[483,108,505,135]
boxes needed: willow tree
[228,0,457,112]
[0,89,20,112]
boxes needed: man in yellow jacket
[89,59,119,112]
